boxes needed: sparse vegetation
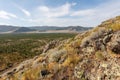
[0,33,77,73]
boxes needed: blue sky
[0,0,120,27]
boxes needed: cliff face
[0,16,120,80]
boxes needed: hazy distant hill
[14,27,36,33]
[0,25,92,33]
[0,25,18,32]
[29,26,92,32]
[29,26,62,31]
[55,26,92,31]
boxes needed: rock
[81,28,107,48]
[100,63,108,68]
[61,76,69,80]
[103,34,113,44]
[43,40,59,53]
[48,49,67,62]
[7,71,13,76]
[74,66,85,79]
[40,70,50,77]
[7,63,13,68]
[80,37,90,48]
[107,31,120,54]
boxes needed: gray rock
[43,40,59,53]
[40,70,50,77]
[107,31,120,54]
[103,34,112,44]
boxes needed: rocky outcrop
[80,28,113,51]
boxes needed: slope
[0,16,120,80]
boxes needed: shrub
[95,51,105,60]
[48,49,67,62]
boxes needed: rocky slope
[0,16,120,80]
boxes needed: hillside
[0,16,120,80]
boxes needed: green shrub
[95,51,105,60]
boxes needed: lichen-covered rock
[107,31,120,54]
[103,34,113,44]
[43,40,59,53]
[48,49,67,63]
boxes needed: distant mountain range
[0,25,92,33]
[0,25,18,32]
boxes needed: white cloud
[0,10,17,19]
[71,9,95,16]
[38,6,49,12]
[19,8,31,17]
[36,2,74,18]
[14,4,31,17]
[21,0,120,27]
[70,0,120,26]
[71,2,77,6]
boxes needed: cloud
[71,2,77,6]
[14,3,31,17]
[70,0,120,26]
[19,8,31,17]
[20,0,120,27]
[36,2,74,18]
[38,6,49,12]
[71,9,95,16]
[0,10,17,19]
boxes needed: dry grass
[107,23,120,31]
[21,67,41,80]
[62,47,80,67]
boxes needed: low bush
[95,51,105,60]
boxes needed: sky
[0,0,120,27]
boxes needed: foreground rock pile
[0,16,120,80]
